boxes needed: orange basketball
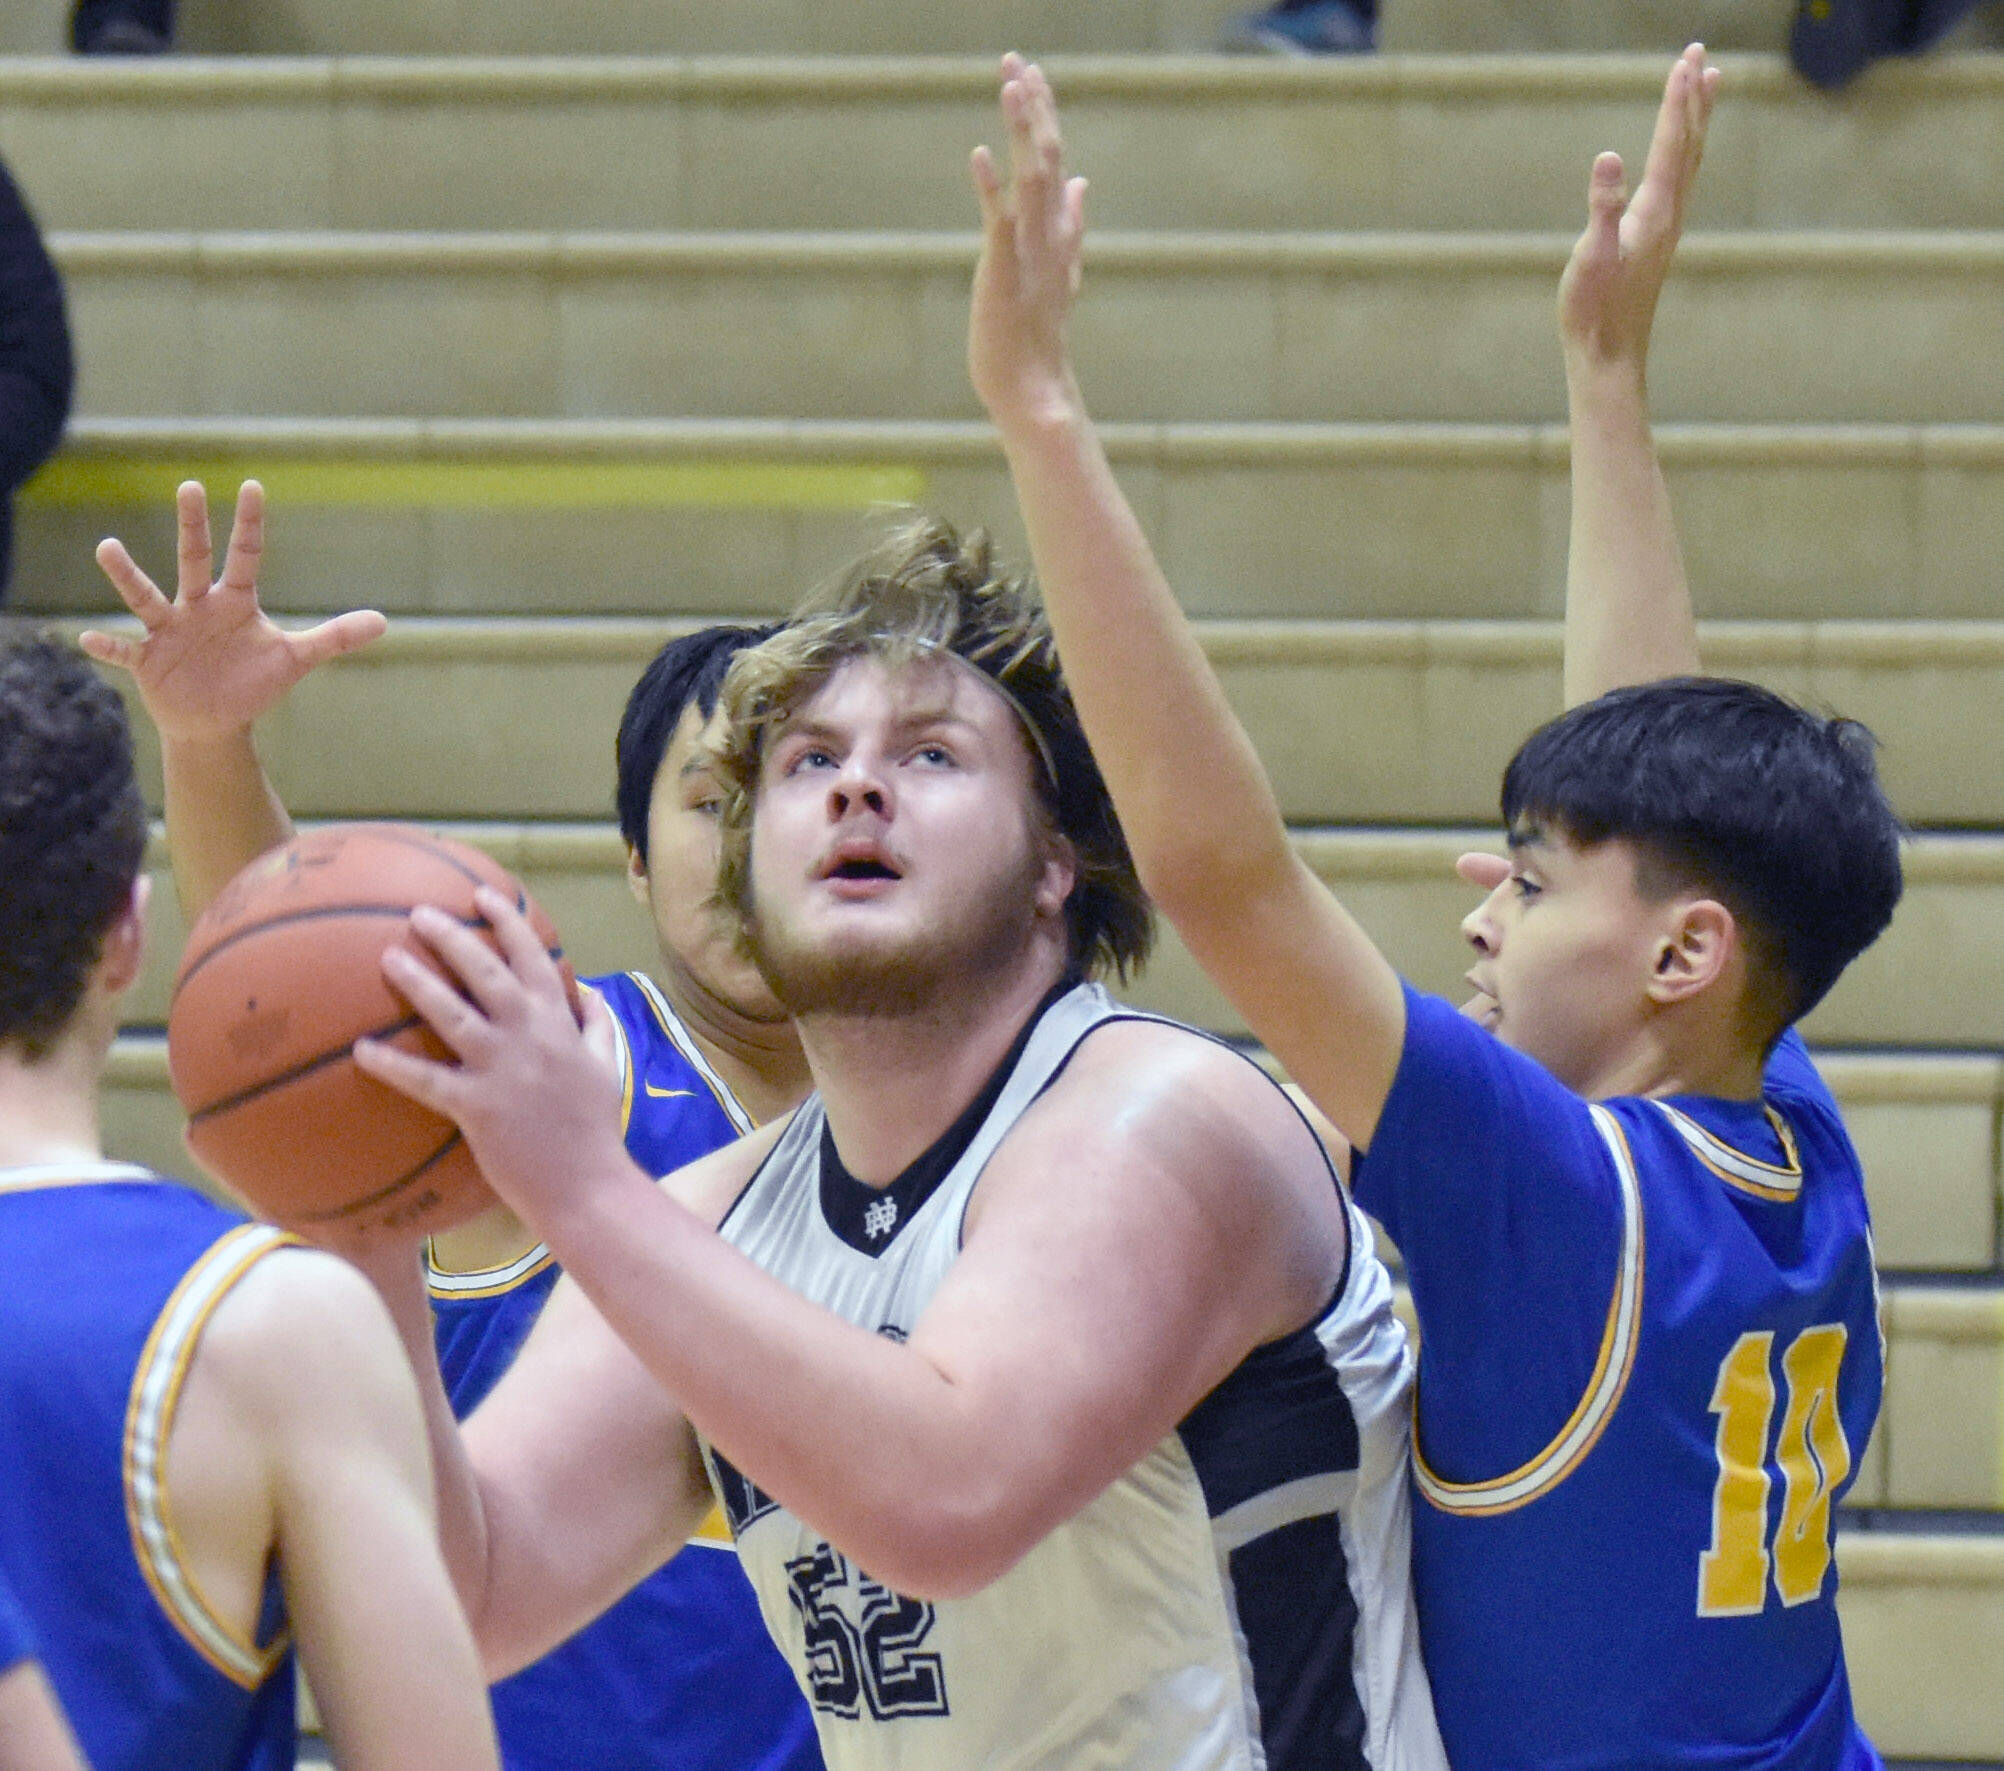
[167,822,578,1255]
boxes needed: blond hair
[710,515,1153,982]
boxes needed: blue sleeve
[1351,984,1627,1481]
[0,1567,34,1676]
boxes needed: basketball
[166,822,579,1254]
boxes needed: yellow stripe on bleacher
[24,456,930,512]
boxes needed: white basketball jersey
[707,983,1445,1771]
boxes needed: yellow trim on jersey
[691,1503,734,1547]
[627,973,755,1136]
[1414,1105,1646,1517]
[1658,1103,1803,1203]
[424,1242,558,1300]
[122,1224,300,1690]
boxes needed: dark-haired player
[0,1568,85,1771]
[969,48,1895,1770]
[83,515,820,1771]
[0,632,498,1771]
[345,517,1445,1766]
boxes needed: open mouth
[829,858,900,882]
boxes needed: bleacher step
[106,816,2004,1050]
[14,56,2004,234]
[56,615,2004,827]
[30,418,2004,625]
[55,230,2004,426]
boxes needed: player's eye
[787,745,837,774]
[1511,873,1543,901]
[911,744,954,767]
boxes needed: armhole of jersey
[424,1242,557,1300]
[580,978,636,1140]
[1413,1103,1646,1517]
[122,1223,300,1689]
[628,972,755,1135]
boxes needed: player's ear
[625,842,651,909]
[1646,897,1735,1006]
[99,875,152,995]
[1031,828,1077,923]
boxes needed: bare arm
[1559,46,1718,706]
[345,1228,717,1680]
[80,480,384,919]
[968,60,1407,1147]
[0,1664,86,1771]
[202,1251,498,1771]
[353,896,1336,1600]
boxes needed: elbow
[842,1480,1044,1603]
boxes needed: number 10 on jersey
[1699,1325,1852,1617]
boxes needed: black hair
[1500,676,1904,1036]
[0,632,149,1057]
[615,624,779,864]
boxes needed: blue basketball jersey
[0,1163,298,1771]
[429,972,822,1771]
[1353,987,1884,1770]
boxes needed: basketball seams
[182,1010,427,1124]
[171,902,495,1004]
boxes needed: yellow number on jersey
[1698,1325,1852,1618]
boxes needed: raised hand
[1557,43,1719,376]
[81,480,385,745]
[969,54,1089,432]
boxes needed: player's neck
[649,969,811,1126]
[801,947,1070,1188]
[0,1026,107,1170]
[1586,1016,1767,1105]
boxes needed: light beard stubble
[743,844,1050,1020]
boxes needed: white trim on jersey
[1414,1104,1645,1516]
[1212,1471,1362,1557]
[123,1223,297,1689]
[628,973,756,1136]
[0,1161,156,1195]
[425,1242,556,1296]
[1656,1103,1803,1202]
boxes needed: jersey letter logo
[785,1545,949,1721]
[862,1197,899,1241]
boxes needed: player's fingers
[92,538,173,629]
[1024,63,1065,185]
[351,1029,463,1116]
[175,481,214,602]
[289,608,388,672]
[1002,69,1048,204]
[470,885,567,1002]
[218,480,266,596]
[1455,851,1513,891]
[380,934,499,1055]
[1583,152,1626,256]
[971,144,1008,232]
[76,627,145,673]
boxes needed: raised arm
[80,481,385,918]
[1559,45,1717,706]
[967,58,1405,1146]
[0,1665,85,1771]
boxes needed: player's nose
[1461,890,1502,956]
[825,750,891,821]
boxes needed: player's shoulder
[661,1112,796,1228]
[1027,1015,1323,1182]
[190,1242,405,1419]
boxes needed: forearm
[357,1253,497,1640]
[1562,359,1699,707]
[545,1169,1018,1598]
[160,730,294,919]
[995,394,1295,914]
